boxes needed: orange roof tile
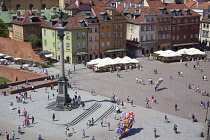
[11,11,46,25]
[65,4,79,10]
[185,1,196,8]
[199,2,210,9]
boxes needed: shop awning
[172,42,198,47]
[76,52,88,56]
[104,48,126,53]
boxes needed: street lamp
[73,54,76,72]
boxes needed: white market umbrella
[4,56,12,58]
[14,58,22,60]
[0,53,5,57]
[130,59,139,63]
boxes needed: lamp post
[73,54,76,72]
[54,9,70,105]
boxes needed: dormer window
[79,20,85,27]
[183,9,190,16]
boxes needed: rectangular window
[118,32,122,38]
[177,20,180,24]
[44,39,47,46]
[95,44,99,49]
[118,41,122,47]
[101,42,104,48]
[53,42,55,47]
[190,34,193,38]
[176,35,179,40]
[107,32,110,38]
[76,43,80,49]
[90,36,93,41]
[89,28,92,33]
[107,42,110,47]
[101,33,105,39]
[141,25,144,31]
[172,27,175,31]
[130,24,132,30]
[168,25,171,31]
[167,34,170,39]
[52,32,55,37]
[29,26,33,30]
[114,24,117,29]
[76,33,80,39]
[82,42,86,48]
[58,42,60,49]
[107,24,110,29]
[95,28,98,32]
[82,32,86,38]
[146,25,150,31]
[66,43,70,50]
[141,35,144,41]
[151,25,155,31]
[118,24,122,29]
[172,36,175,40]
[101,25,104,29]
[151,35,154,40]
[191,19,194,23]
[95,36,98,41]
[114,41,117,47]
[183,35,186,39]
[195,19,198,22]
[184,19,187,23]
[114,32,117,38]
[44,30,46,36]
[66,33,70,39]
[90,45,93,50]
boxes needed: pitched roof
[65,13,85,28]
[11,11,46,25]
[199,2,210,9]
[165,3,199,16]
[185,1,197,8]
[65,4,79,10]
[116,4,125,13]
[80,0,90,4]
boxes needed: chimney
[53,7,57,13]
[16,11,20,16]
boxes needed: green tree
[28,34,42,50]
[0,18,8,37]
[51,14,59,19]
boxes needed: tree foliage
[28,34,42,49]
[0,18,8,37]
[51,14,59,19]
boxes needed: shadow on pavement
[157,87,167,91]
[122,127,143,138]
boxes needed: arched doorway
[66,56,70,63]
[29,4,33,10]
[89,54,92,60]
[16,4,20,10]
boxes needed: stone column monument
[54,9,70,104]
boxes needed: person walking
[11,131,15,140]
[101,119,103,127]
[108,122,110,131]
[52,113,55,122]
[127,96,130,102]
[17,125,21,134]
[154,128,157,138]
[92,118,94,126]
[18,107,21,117]
[174,124,178,134]
[175,104,178,111]
[82,129,85,138]
[38,134,42,140]
[4,132,9,140]
[72,128,75,133]
[114,112,117,120]
[164,115,168,123]
[32,116,34,124]
[92,136,95,140]
[10,102,13,110]
[131,100,134,106]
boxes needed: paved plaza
[0,56,210,140]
